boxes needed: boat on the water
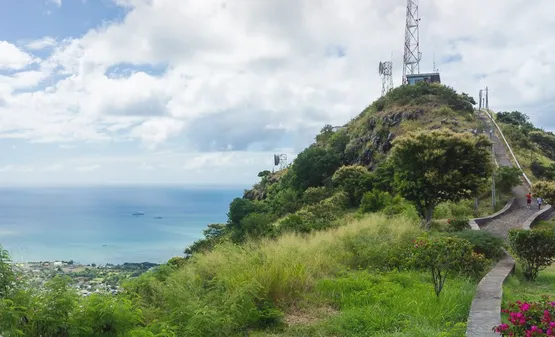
[132,211,145,216]
[154,216,163,219]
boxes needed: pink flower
[520,303,531,312]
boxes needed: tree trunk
[422,206,434,230]
[474,197,479,217]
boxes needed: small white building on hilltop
[53,261,63,267]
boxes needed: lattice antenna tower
[273,154,287,170]
[402,0,422,84]
[378,61,393,96]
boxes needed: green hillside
[0,82,517,336]
[493,110,555,182]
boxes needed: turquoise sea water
[0,186,243,265]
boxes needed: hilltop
[243,83,479,203]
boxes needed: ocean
[0,186,243,265]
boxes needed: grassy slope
[153,85,496,336]
[137,214,475,336]
[494,115,555,182]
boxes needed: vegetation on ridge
[0,82,524,336]
[494,110,555,182]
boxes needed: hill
[244,83,479,203]
[493,110,555,182]
[0,82,512,336]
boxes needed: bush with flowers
[494,296,555,336]
[410,235,488,297]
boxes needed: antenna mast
[378,61,394,96]
[402,0,422,84]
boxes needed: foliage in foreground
[410,236,487,297]
[0,212,498,336]
[495,296,555,336]
[508,229,555,281]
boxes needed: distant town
[12,260,159,297]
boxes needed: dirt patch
[283,305,338,326]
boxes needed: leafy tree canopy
[389,128,493,229]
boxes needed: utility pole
[489,124,496,210]
[485,86,489,110]
[478,89,483,110]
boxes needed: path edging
[523,205,555,230]
[466,205,553,336]
[469,198,516,230]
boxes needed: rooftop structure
[405,72,441,85]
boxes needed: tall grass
[125,214,475,336]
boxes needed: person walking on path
[537,197,543,210]
[526,192,532,209]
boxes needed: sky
[0,0,554,186]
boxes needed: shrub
[332,165,372,207]
[449,230,506,260]
[288,147,342,191]
[279,192,348,234]
[446,218,471,232]
[495,296,555,336]
[303,186,332,205]
[410,236,486,296]
[382,196,420,221]
[533,180,555,205]
[359,189,393,213]
[508,229,555,281]
[495,166,523,194]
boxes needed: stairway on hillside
[476,111,537,239]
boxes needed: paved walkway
[467,111,537,336]
[475,112,537,239]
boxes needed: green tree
[257,170,271,179]
[496,111,534,129]
[315,124,335,143]
[331,165,372,206]
[460,92,476,105]
[302,186,332,205]
[267,188,301,216]
[359,189,393,213]
[533,180,555,204]
[495,166,523,193]
[227,198,258,227]
[508,229,555,281]
[233,212,276,242]
[370,161,396,193]
[410,236,483,297]
[288,147,341,191]
[0,245,15,299]
[389,129,493,229]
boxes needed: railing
[480,109,533,188]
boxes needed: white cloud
[0,41,36,70]
[1,0,555,184]
[48,0,62,7]
[0,150,297,186]
[25,37,57,51]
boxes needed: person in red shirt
[526,193,532,209]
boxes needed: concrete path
[466,254,515,337]
[475,111,537,239]
[467,111,537,336]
